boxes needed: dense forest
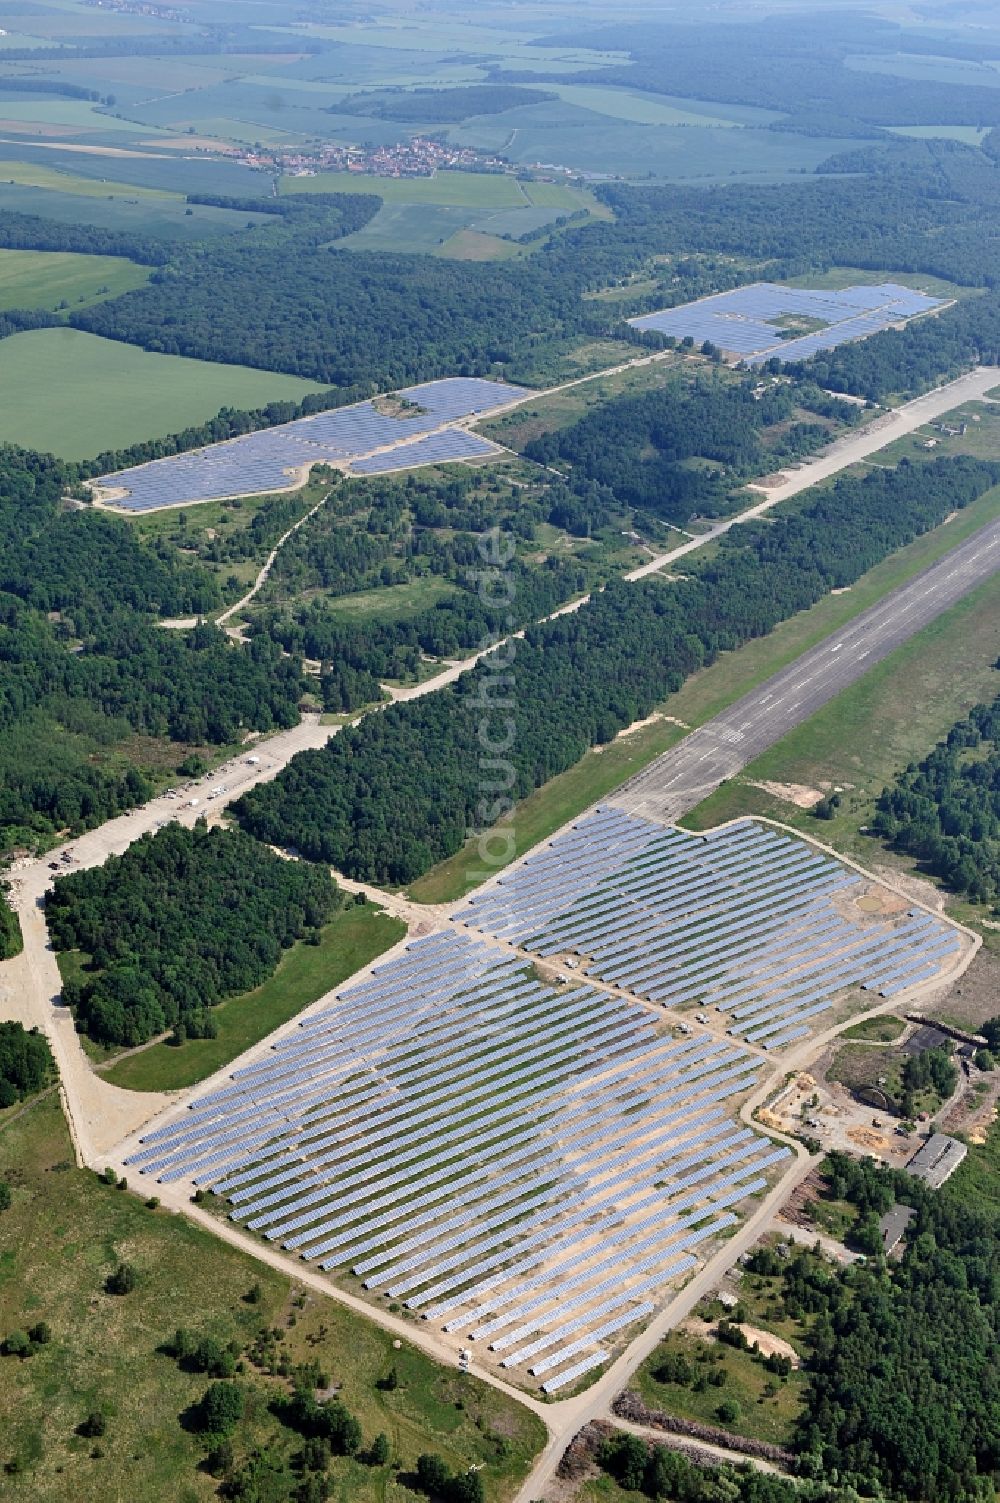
[0,447,305,853]
[0,1021,54,1107]
[521,376,861,525]
[47,822,339,1047]
[871,689,1000,906]
[234,455,1000,883]
[599,138,1000,291]
[781,1151,1000,1502]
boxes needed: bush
[0,1181,11,1212]
[105,1262,136,1295]
[192,1380,244,1437]
[716,1399,741,1424]
[652,1350,694,1385]
[2,1330,30,1358]
[369,1432,390,1466]
[976,1049,996,1072]
[77,1411,106,1439]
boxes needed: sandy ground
[748,780,824,808]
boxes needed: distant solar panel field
[458,809,965,1048]
[90,377,527,511]
[628,282,942,362]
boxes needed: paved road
[613,512,1000,824]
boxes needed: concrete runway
[612,512,1000,824]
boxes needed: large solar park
[457,810,964,1047]
[628,282,943,364]
[121,813,967,1396]
[88,377,524,512]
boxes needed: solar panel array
[349,428,501,476]
[457,810,961,1047]
[125,928,788,1393]
[628,282,941,361]
[91,378,528,511]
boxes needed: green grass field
[0,328,325,459]
[0,159,176,199]
[104,905,405,1092]
[0,247,150,312]
[409,480,1000,903]
[841,1014,906,1042]
[282,169,531,207]
[0,1094,545,1499]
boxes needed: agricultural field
[0,247,149,311]
[0,1095,545,1500]
[0,160,177,200]
[0,329,325,458]
[0,181,275,239]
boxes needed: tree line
[234,455,1000,883]
[782,1151,1000,1502]
[46,822,340,1047]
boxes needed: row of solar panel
[628,281,940,358]
[125,927,787,1385]
[460,810,959,1048]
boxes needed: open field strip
[613,512,1000,826]
[0,245,150,312]
[0,328,326,459]
[0,158,178,197]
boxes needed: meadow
[0,1095,546,1499]
[0,328,325,458]
[0,247,149,311]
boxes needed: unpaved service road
[614,511,1000,823]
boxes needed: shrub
[192,1380,244,1437]
[105,1262,136,1295]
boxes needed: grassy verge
[103,905,406,1092]
[410,484,1000,904]
[0,1095,546,1500]
[841,1015,906,1043]
[680,571,1000,864]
